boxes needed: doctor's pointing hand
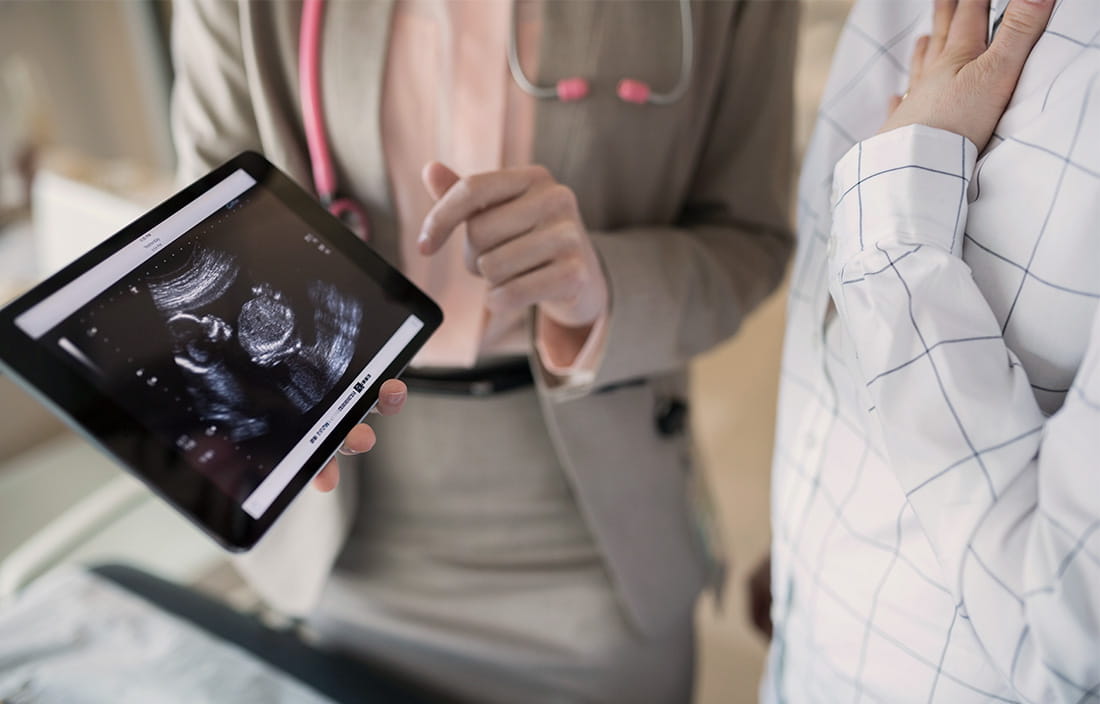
[417,162,609,368]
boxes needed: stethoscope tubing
[650,0,694,106]
[300,0,371,239]
[299,0,336,205]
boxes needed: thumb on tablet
[421,161,460,201]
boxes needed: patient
[758,0,1100,701]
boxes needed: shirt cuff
[830,124,978,269]
[534,310,609,388]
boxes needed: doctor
[171,1,796,701]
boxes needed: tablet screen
[14,168,423,520]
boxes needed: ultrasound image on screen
[42,185,411,503]
[147,246,362,442]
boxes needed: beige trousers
[305,387,694,703]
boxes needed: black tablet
[0,152,441,551]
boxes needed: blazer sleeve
[580,2,798,392]
[170,0,263,183]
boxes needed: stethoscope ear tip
[553,77,652,105]
[511,0,692,105]
[616,79,651,105]
[555,77,589,102]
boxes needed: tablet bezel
[0,152,442,551]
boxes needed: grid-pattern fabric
[767,1,1100,702]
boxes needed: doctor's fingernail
[338,444,363,456]
[382,387,407,405]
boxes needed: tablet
[0,152,442,551]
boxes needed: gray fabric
[307,388,693,704]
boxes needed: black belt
[401,358,534,397]
[401,362,688,437]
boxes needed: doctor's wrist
[535,307,609,380]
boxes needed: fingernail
[383,387,407,405]
[417,231,429,248]
[338,444,362,456]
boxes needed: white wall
[0,0,173,171]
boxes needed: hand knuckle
[974,51,1019,93]
[563,258,586,290]
[548,184,576,214]
[528,164,551,182]
[476,253,495,279]
[999,11,1042,40]
[460,176,485,206]
[940,44,973,66]
[551,221,577,249]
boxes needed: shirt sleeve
[533,309,609,388]
[828,124,1100,704]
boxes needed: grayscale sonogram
[147,247,363,443]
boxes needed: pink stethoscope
[299,0,695,240]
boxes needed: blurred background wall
[0,1,173,171]
[0,1,177,457]
[0,2,854,701]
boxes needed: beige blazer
[170,0,797,637]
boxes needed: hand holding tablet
[0,153,441,550]
[313,377,406,492]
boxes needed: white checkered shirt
[765,1,1100,702]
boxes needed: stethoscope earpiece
[616,79,651,105]
[555,78,590,102]
[509,0,693,106]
